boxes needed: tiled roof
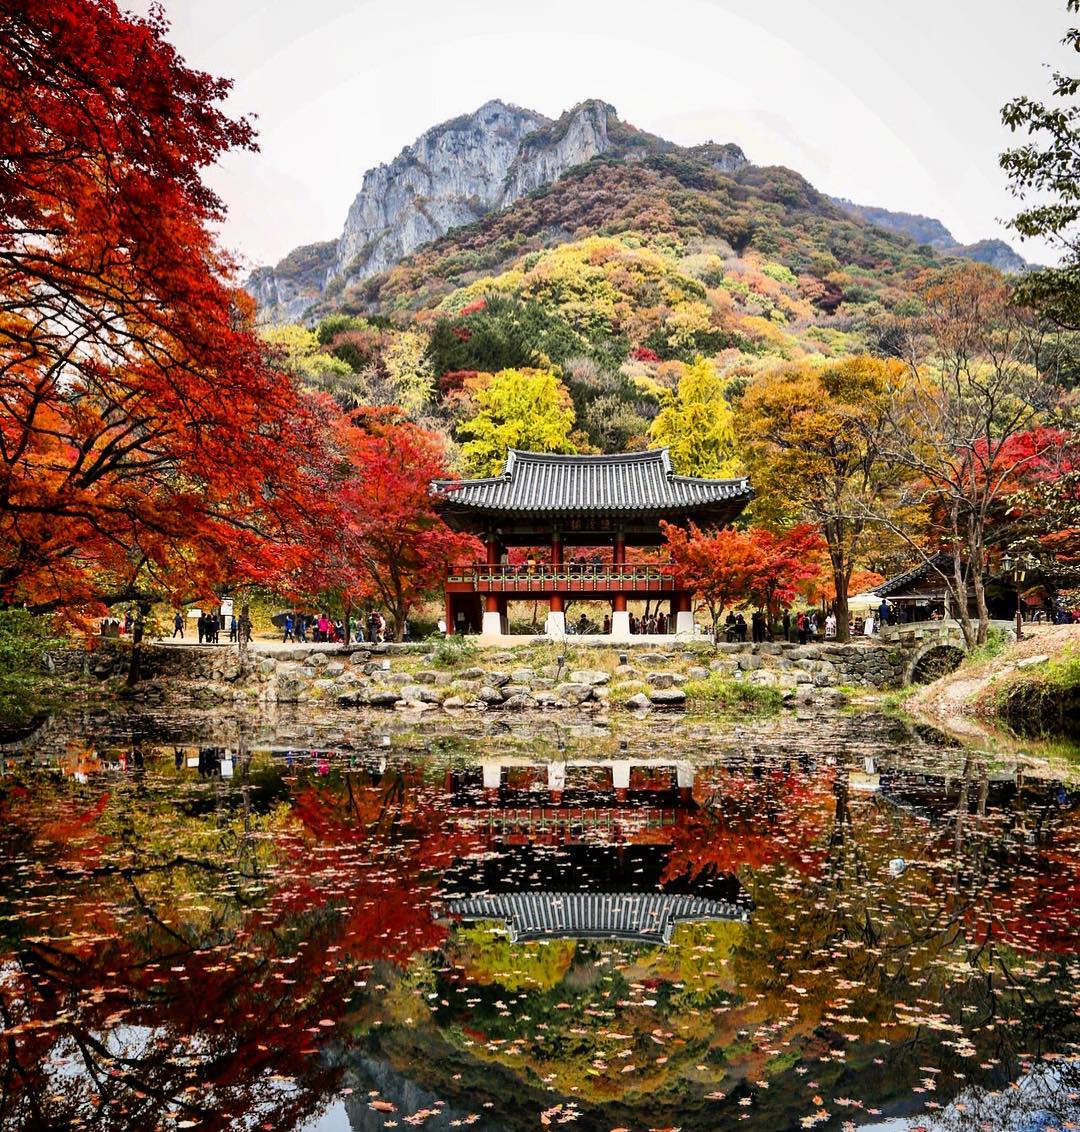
[431,449,752,515]
[446,891,749,944]
[875,553,956,597]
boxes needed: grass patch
[964,626,1009,667]
[683,672,783,716]
[425,633,479,669]
[993,646,1080,739]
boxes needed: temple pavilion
[431,448,753,642]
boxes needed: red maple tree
[0,1,320,617]
[283,408,481,640]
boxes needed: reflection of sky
[856,1064,1079,1130]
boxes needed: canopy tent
[847,591,882,614]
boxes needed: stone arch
[905,642,966,686]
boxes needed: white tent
[847,590,881,614]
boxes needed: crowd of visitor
[280,609,405,645]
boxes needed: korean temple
[431,448,753,641]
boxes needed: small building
[430,448,752,641]
[873,553,1017,624]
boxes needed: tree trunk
[832,562,850,643]
[951,555,977,649]
[126,600,152,686]
[343,599,352,648]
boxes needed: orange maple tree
[0,1,321,615]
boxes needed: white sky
[136,0,1074,271]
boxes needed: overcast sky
[137,0,1073,271]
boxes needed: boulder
[442,695,466,710]
[647,672,676,688]
[687,666,709,681]
[414,670,439,684]
[502,692,539,710]
[399,683,428,701]
[748,670,778,688]
[458,666,485,680]
[368,690,401,707]
[614,663,636,677]
[569,669,611,686]
[649,688,687,707]
[1016,654,1050,669]
[737,655,762,671]
[510,667,536,684]
[324,662,345,678]
[554,682,594,705]
[499,683,532,700]
[309,652,329,669]
[485,671,512,688]
[477,686,504,705]
[625,692,652,711]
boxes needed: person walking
[782,609,791,642]
[173,611,184,639]
[283,613,294,643]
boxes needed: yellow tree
[457,368,577,475]
[738,356,906,642]
[648,356,739,476]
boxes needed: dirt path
[909,623,1079,740]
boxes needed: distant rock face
[832,198,1032,274]
[947,238,1030,274]
[246,240,337,325]
[247,99,626,322]
[501,100,612,202]
[332,100,549,285]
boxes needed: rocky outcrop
[330,100,549,286]
[500,100,613,202]
[246,240,337,325]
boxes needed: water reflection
[0,711,1077,1131]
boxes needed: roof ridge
[507,448,668,465]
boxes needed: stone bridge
[879,619,1015,685]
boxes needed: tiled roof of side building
[430,449,753,514]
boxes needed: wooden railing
[447,562,679,593]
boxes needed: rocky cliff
[250,99,626,323]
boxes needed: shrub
[0,610,65,723]
[426,633,478,669]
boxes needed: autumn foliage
[0,1,319,613]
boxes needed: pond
[0,708,1077,1131]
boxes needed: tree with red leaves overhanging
[0,1,319,620]
[661,522,764,638]
[286,408,481,641]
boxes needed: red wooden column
[551,530,563,567]
[445,592,455,635]
[610,529,630,639]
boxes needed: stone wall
[55,637,910,714]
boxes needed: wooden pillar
[613,531,626,565]
[485,537,500,565]
[445,592,455,635]
[551,530,563,567]
[674,592,692,613]
[613,594,627,612]
[485,595,499,614]
[549,594,564,613]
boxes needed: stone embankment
[57,637,909,714]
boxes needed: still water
[0,709,1077,1131]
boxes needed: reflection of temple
[446,757,696,843]
[438,759,753,944]
[443,844,749,944]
